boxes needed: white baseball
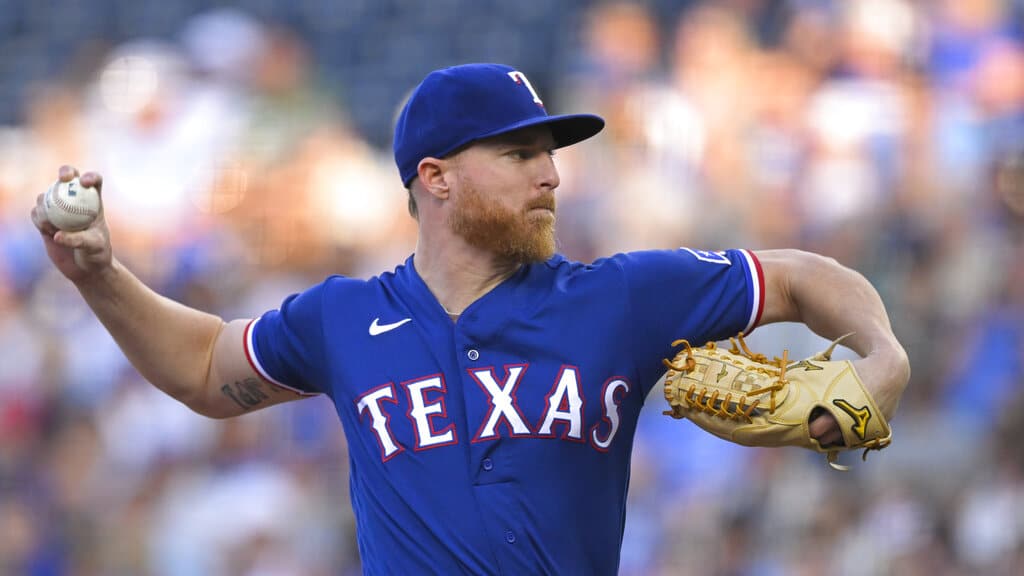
[44,177,101,231]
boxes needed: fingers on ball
[30,205,57,235]
[55,231,85,248]
[58,165,79,182]
[80,171,103,191]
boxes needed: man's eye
[508,148,554,160]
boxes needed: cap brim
[475,113,605,150]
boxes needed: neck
[413,230,521,317]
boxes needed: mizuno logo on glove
[832,399,871,440]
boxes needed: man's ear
[417,157,450,200]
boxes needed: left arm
[756,249,910,443]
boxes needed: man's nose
[538,155,560,191]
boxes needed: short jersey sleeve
[244,283,328,396]
[614,248,765,392]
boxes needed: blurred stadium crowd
[1,0,1023,574]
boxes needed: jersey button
[481,458,494,471]
[504,530,516,544]
[467,349,479,361]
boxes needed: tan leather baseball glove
[662,333,891,470]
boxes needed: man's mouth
[527,198,556,213]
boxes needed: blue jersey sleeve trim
[244,319,321,396]
[737,249,765,333]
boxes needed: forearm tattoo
[221,378,277,410]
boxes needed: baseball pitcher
[32,63,910,575]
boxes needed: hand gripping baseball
[31,166,112,282]
[662,332,892,470]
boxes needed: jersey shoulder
[535,253,629,294]
[543,252,625,275]
[320,264,402,295]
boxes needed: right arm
[32,167,304,418]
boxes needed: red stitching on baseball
[49,187,98,217]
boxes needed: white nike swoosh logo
[369,317,412,336]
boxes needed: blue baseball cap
[393,63,605,186]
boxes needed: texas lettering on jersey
[355,364,631,462]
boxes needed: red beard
[447,182,556,264]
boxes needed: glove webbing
[661,333,789,423]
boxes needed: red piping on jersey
[242,319,263,378]
[749,250,766,329]
[242,319,317,396]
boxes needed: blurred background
[1,0,1023,574]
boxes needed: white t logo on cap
[507,71,544,106]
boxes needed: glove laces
[662,333,789,423]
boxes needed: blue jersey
[245,248,764,575]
